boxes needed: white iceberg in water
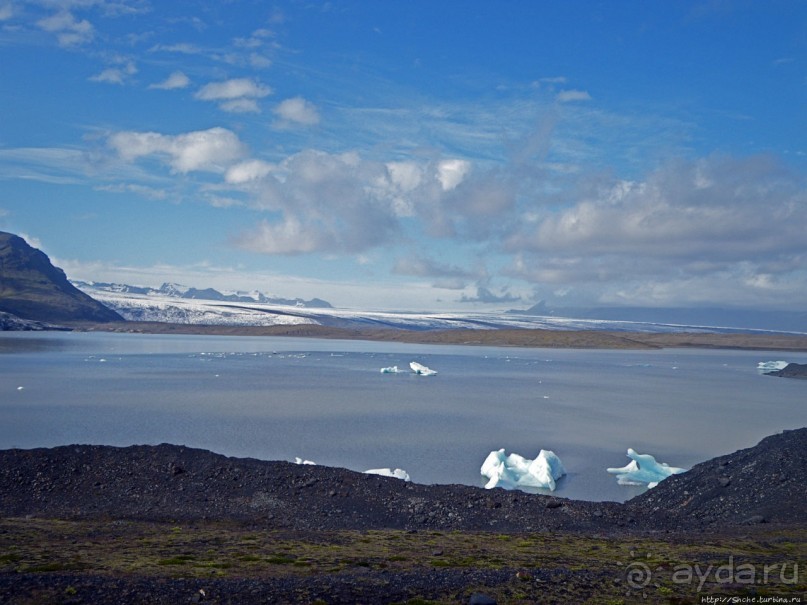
[364,468,411,481]
[410,361,437,376]
[380,365,403,373]
[757,360,789,374]
[607,449,686,488]
[481,449,566,491]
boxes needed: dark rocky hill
[1,428,804,531]
[628,427,807,526]
[768,362,807,379]
[0,232,122,324]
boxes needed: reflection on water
[1,331,806,502]
[0,335,77,354]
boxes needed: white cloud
[108,127,247,173]
[89,61,136,85]
[273,97,320,126]
[219,98,261,113]
[556,89,591,103]
[504,155,807,308]
[232,149,402,255]
[195,78,272,113]
[225,159,274,184]
[149,42,202,54]
[236,217,327,255]
[436,159,470,191]
[37,10,94,47]
[149,71,190,90]
[195,77,271,100]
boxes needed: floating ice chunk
[294,457,317,465]
[364,468,411,481]
[757,360,789,374]
[17,386,24,391]
[380,365,402,373]
[607,449,686,488]
[410,361,437,376]
[480,449,566,491]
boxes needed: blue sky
[1,1,805,311]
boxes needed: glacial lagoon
[1,331,805,502]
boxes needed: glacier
[364,468,411,481]
[606,449,686,488]
[410,361,437,376]
[480,449,566,491]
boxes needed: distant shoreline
[66,320,807,352]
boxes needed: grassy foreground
[1,517,804,604]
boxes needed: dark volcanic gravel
[628,427,807,526]
[1,428,806,531]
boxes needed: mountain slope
[0,232,123,324]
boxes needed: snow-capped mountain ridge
[71,280,332,309]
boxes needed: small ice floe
[294,457,317,465]
[380,365,403,374]
[480,449,566,491]
[757,360,789,374]
[364,468,411,481]
[607,449,686,488]
[410,361,437,376]
[17,386,24,391]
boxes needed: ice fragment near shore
[607,449,686,488]
[364,468,411,481]
[380,365,403,373]
[480,449,566,491]
[757,360,789,374]
[410,361,437,376]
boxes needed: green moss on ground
[1,517,804,604]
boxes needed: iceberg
[480,449,566,491]
[410,361,437,376]
[757,360,789,374]
[364,468,411,481]
[607,449,686,488]
[380,365,403,373]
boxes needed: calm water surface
[1,331,805,502]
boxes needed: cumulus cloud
[437,159,471,191]
[273,97,320,126]
[504,154,807,308]
[89,61,137,85]
[234,150,400,255]
[225,159,274,184]
[149,71,190,90]
[37,10,94,46]
[108,127,247,173]
[195,78,271,113]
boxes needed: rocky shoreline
[2,428,806,531]
[1,430,806,603]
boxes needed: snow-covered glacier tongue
[606,449,686,488]
[480,449,566,492]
